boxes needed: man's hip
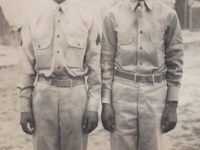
[32,81,88,150]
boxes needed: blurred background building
[0,0,199,46]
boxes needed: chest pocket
[151,30,166,44]
[117,33,137,66]
[118,33,132,45]
[66,37,87,68]
[150,30,166,67]
[33,38,52,69]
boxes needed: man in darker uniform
[18,0,101,150]
[101,0,183,150]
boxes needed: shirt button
[78,43,80,46]
[58,66,60,69]
[140,47,142,50]
[140,31,143,34]
[38,45,40,48]
[58,20,60,23]
[57,51,59,53]
[57,35,60,38]
[139,62,143,65]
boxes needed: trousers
[32,82,88,150]
[111,76,167,150]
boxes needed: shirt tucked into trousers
[101,0,183,150]
[18,1,101,150]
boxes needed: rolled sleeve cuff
[167,86,180,101]
[102,89,112,104]
[87,96,100,112]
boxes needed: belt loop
[160,75,162,83]
[134,74,137,83]
[69,79,73,88]
[49,79,52,85]
[152,74,155,85]
[33,73,39,87]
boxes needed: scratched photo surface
[0,0,200,150]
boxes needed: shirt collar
[49,0,68,13]
[129,0,154,11]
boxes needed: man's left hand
[82,110,98,133]
[162,101,178,133]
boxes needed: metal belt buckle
[61,79,73,88]
[140,76,146,83]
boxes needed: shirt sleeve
[165,10,184,102]
[101,12,117,104]
[18,23,36,113]
[85,16,101,112]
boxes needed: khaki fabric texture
[111,77,167,150]
[32,82,88,150]
[19,0,101,113]
[101,0,184,104]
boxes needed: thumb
[82,116,88,129]
[29,119,35,131]
[110,116,115,132]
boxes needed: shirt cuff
[102,89,112,104]
[167,86,180,102]
[20,88,33,113]
[87,95,100,112]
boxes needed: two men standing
[19,0,183,150]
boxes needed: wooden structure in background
[175,0,189,29]
[189,1,200,31]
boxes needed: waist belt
[115,70,165,83]
[38,76,85,87]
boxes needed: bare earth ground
[0,42,200,150]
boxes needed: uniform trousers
[111,76,167,150]
[32,82,88,150]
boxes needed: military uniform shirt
[101,0,184,103]
[19,0,101,112]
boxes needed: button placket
[54,12,64,76]
[137,8,144,71]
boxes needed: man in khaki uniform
[18,0,101,150]
[101,0,183,150]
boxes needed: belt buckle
[57,78,73,87]
[140,76,146,83]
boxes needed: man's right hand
[101,103,115,132]
[20,112,35,135]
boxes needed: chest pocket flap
[118,33,132,45]
[32,38,51,50]
[67,38,87,49]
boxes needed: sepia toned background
[0,0,200,150]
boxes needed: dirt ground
[0,42,200,150]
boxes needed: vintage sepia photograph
[0,0,200,150]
